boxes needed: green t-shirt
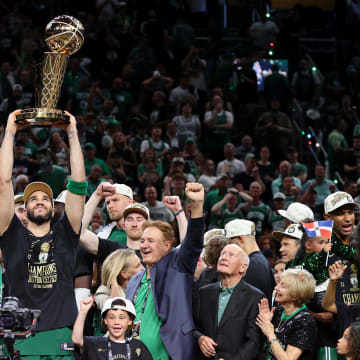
[284,194,296,208]
[108,228,127,246]
[113,90,134,120]
[291,163,307,177]
[85,158,111,177]
[134,272,169,360]
[217,206,244,228]
[246,202,271,237]
[87,177,106,198]
[24,142,39,158]
[205,111,230,152]
[42,165,67,198]
[268,211,285,232]
[204,189,227,226]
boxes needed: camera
[0,297,40,332]
[0,298,41,360]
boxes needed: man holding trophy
[0,16,87,358]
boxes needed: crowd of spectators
[1,0,360,359]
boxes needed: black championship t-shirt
[0,214,78,332]
[83,337,153,360]
[266,307,318,360]
[326,238,360,308]
[336,302,360,337]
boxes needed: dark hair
[102,298,134,333]
[112,299,135,320]
[15,140,26,147]
[349,322,360,360]
[274,259,287,267]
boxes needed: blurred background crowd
[0,0,360,245]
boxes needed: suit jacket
[126,217,204,360]
[194,279,264,360]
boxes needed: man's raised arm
[80,183,116,255]
[64,111,86,234]
[0,110,23,236]
[82,182,115,230]
[177,183,205,273]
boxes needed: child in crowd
[287,220,334,286]
[72,296,153,360]
[336,322,360,360]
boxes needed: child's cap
[101,297,136,318]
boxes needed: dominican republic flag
[301,220,334,241]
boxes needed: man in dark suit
[194,243,264,360]
[126,182,205,360]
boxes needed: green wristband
[66,179,88,195]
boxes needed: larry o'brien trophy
[15,15,84,126]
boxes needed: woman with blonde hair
[95,248,144,311]
[256,268,318,360]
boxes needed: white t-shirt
[198,174,216,193]
[216,159,245,178]
[143,201,175,222]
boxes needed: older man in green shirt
[194,244,264,359]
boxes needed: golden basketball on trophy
[15,15,84,126]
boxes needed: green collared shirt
[218,281,239,324]
[134,272,169,360]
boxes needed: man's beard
[27,208,53,225]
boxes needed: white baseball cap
[102,297,136,318]
[225,219,256,238]
[324,191,357,214]
[272,223,303,242]
[278,202,314,223]
[273,192,286,200]
[54,190,67,204]
[204,228,225,245]
[113,184,133,199]
[14,194,24,204]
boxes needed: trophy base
[15,108,70,126]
